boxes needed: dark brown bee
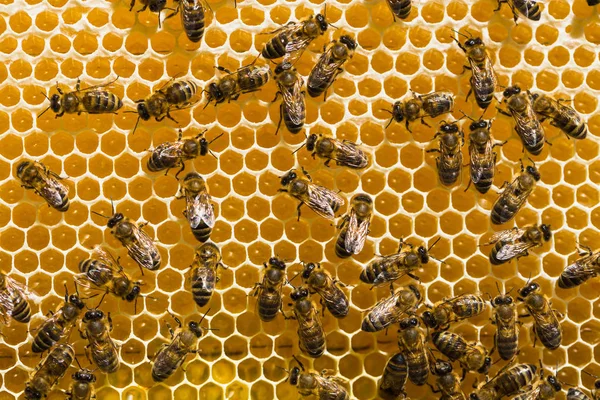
[426,122,464,186]
[25,344,74,400]
[165,0,210,43]
[66,364,96,400]
[129,0,169,27]
[531,93,587,140]
[360,237,443,286]
[465,117,504,194]
[453,33,497,109]
[429,359,465,400]
[16,160,70,212]
[517,281,562,350]
[274,62,306,135]
[384,91,455,132]
[378,353,408,399]
[178,172,215,242]
[204,64,271,106]
[489,284,519,361]
[397,317,429,386]
[486,224,552,265]
[39,77,122,118]
[147,129,223,177]
[498,86,545,155]
[304,133,369,169]
[189,243,226,308]
[80,304,120,374]
[307,35,357,100]
[301,262,349,319]
[559,244,600,289]
[130,78,198,134]
[431,331,491,378]
[32,285,86,353]
[386,0,412,20]
[288,356,350,399]
[0,272,32,324]
[422,293,486,331]
[495,0,541,23]
[152,313,207,382]
[279,168,344,221]
[490,161,540,225]
[361,285,421,332]
[335,193,373,258]
[511,366,562,400]
[261,13,329,62]
[252,257,287,322]
[288,286,326,358]
[470,363,538,400]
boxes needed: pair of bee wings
[185,189,215,229]
[509,100,544,147]
[271,21,317,62]
[152,141,187,165]
[309,45,347,86]
[469,140,495,183]
[35,172,69,208]
[469,56,497,94]
[126,226,161,271]
[280,74,306,126]
[303,183,344,220]
[0,276,30,325]
[367,290,415,323]
[154,337,190,370]
[311,279,349,313]
[369,251,416,285]
[328,140,369,169]
[188,264,216,290]
[487,228,536,261]
[344,210,370,254]
[76,249,125,290]
[561,253,600,280]
[236,65,271,92]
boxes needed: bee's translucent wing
[305,183,344,220]
[345,210,370,254]
[127,228,160,270]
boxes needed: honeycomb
[1,0,600,398]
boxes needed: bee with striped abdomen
[385,91,455,132]
[498,86,545,155]
[429,358,465,400]
[17,160,70,212]
[304,133,369,169]
[465,117,504,194]
[288,355,350,399]
[147,129,223,177]
[307,35,357,100]
[471,362,538,400]
[361,285,421,332]
[25,344,74,400]
[39,77,122,118]
[301,262,349,319]
[0,272,32,324]
[495,0,541,23]
[386,0,411,20]
[489,284,519,361]
[517,281,562,350]
[274,62,306,135]
[80,301,120,373]
[531,93,587,140]
[288,286,326,358]
[558,244,600,289]
[279,168,344,221]
[204,64,270,107]
[511,365,562,400]
[432,331,491,378]
[252,257,287,322]
[422,293,486,331]
[567,388,594,400]
[335,193,373,259]
[165,0,210,43]
[66,363,96,400]
[189,243,226,308]
[397,317,429,386]
[378,352,408,399]
[178,172,215,243]
[490,161,540,225]
[486,224,552,265]
[426,122,464,186]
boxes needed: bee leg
[271,91,281,103]
[405,120,413,133]
[495,107,511,117]
[420,118,431,128]
[426,148,440,153]
[460,368,468,382]
[426,383,440,393]
[275,104,283,136]
[174,163,186,180]
[129,0,136,11]
[137,3,148,12]
[320,299,327,317]
[406,273,421,283]
[296,202,303,221]
[464,178,472,193]
[493,140,507,148]
[216,66,233,75]
[324,159,331,167]
[108,312,113,331]
[466,87,473,101]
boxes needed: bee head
[465,37,482,47]
[417,246,429,263]
[189,321,203,337]
[540,224,552,241]
[493,294,513,306]
[503,86,521,98]
[547,375,562,391]
[526,165,540,181]
[392,101,404,122]
[16,161,31,178]
[315,14,328,32]
[306,134,318,151]
[290,287,309,301]
[73,368,96,383]
[302,263,317,279]
[269,257,286,270]
[137,103,151,121]
[107,213,124,228]
[149,0,166,12]
[434,360,453,375]
[280,170,297,186]
[530,93,539,101]
[440,122,459,134]
[84,309,104,321]
[70,294,86,309]
[469,394,480,400]
[421,311,437,328]
[353,193,372,205]
[208,82,223,100]
[50,94,61,113]
[183,138,200,156]
[289,366,301,385]
[469,120,489,131]
[478,357,492,374]
[408,284,421,301]
[126,285,141,302]
[518,281,540,297]
[340,35,357,50]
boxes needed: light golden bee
[378,352,408,399]
[465,117,504,194]
[490,161,541,225]
[429,359,465,400]
[530,93,587,140]
[426,122,464,186]
[431,331,491,378]
[397,317,429,386]
[288,286,325,358]
[16,160,70,212]
[189,243,226,308]
[252,257,287,322]
[165,0,211,43]
[486,224,552,265]
[489,284,519,361]
[273,62,306,135]
[66,364,96,400]
[517,281,562,350]
[0,272,32,324]
[304,133,369,169]
[471,362,538,400]
[422,293,486,330]
[301,262,349,319]
[204,64,271,106]
[335,193,373,258]
[361,285,421,332]
[307,35,357,100]
[80,305,120,374]
[559,244,600,289]
[288,356,350,400]
[25,344,74,400]
[385,91,455,132]
[178,172,215,243]
[495,0,541,23]
[498,86,545,155]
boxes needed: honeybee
[0,272,32,324]
[94,205,161,272]
[261,12,329,62]
[559,245,600,289]
[152,312,207,382]
[80,304,120,374]
[453,33,497,109]
[397,317,429,386]
[204,64,271,106]
[288,286,326,358]
[165,0,210,43]
[378,352,408,399]
[335,194,373,258]
[129,0,169,27]
[301,262,349,319]
[130,78,198,134]
[530,93,587,140]
[361,285,421,332]
[384,91,455,132]
[279,168,344,221]
[16,160,70,212]
[39,77,122,118]
[422,293,486,331]
[360,237,443,286]
[147,129,223,177]
[490,161,540,225]
[471,363,538,400]
[252,257,287,322]
[517,281,562,350]
[303,133,369,169]
[189,243,226,308]
[426,122,464,186]
[511,366,562,400]
[494,0,541,23]
[485,224,552,265]
[178,172,215,243]
[307,35,357,100]
[288,356,350,400]
[66,365,96,400]
[386,0,412,20]
[25,344,74,400]
[32,285,86,353]
[489,284,519,361]
[431,331,491,378]
[465,117,504,194]
[429,359,465,400]
[274,62,306,135]
[498,86,545,155]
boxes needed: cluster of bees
[8,0,600,398]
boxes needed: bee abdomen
[93,348,120,373]
[360,263,380,284]
[558,273,587,289]
[258,292,281,322]
[388,0,412,19]
[327,295,349,319]
[181,0,206,43]
[472,168,494,194]
[515,0,541,20]
[165,81,197,104]
[152,364,176,382]
[282,103,305,134]
[566,121,587,140]
[378,352,408,398]
[191,283,213,307]
[472,79,495,109]
[432,332,466,360]
[299,326,325,358]
[55,196,70,212]
[335,228,352,258]
[491,197,518,225]
[11,297,31,323]
[82,91,123,113]
[535,325,561,350]
[147,152,172,172]
[191,221,212,243]
[406,355,429,386]
[439,165,460,186]
[32,327,62,353]
[262,35,288,59]
[497,334,518,361]
[489,242,510,265]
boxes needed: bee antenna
[451,28,469,39]
[287,272,300,286]
[208,132,225,145]
[459,110,476,122]
[131,115,141,135]
[385,117,394,128]
[91,210,109,219]
[495,281,502,295]
[38,106,52,118]
[291,143,306,155]
[292,355,305,371]
[380,108,393,115]
[95,292,108,309]
[428,237,442,252]
[199,308,211,324]
[209,150,218,159]
[74,356,83,370]
[583,370,600,379]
